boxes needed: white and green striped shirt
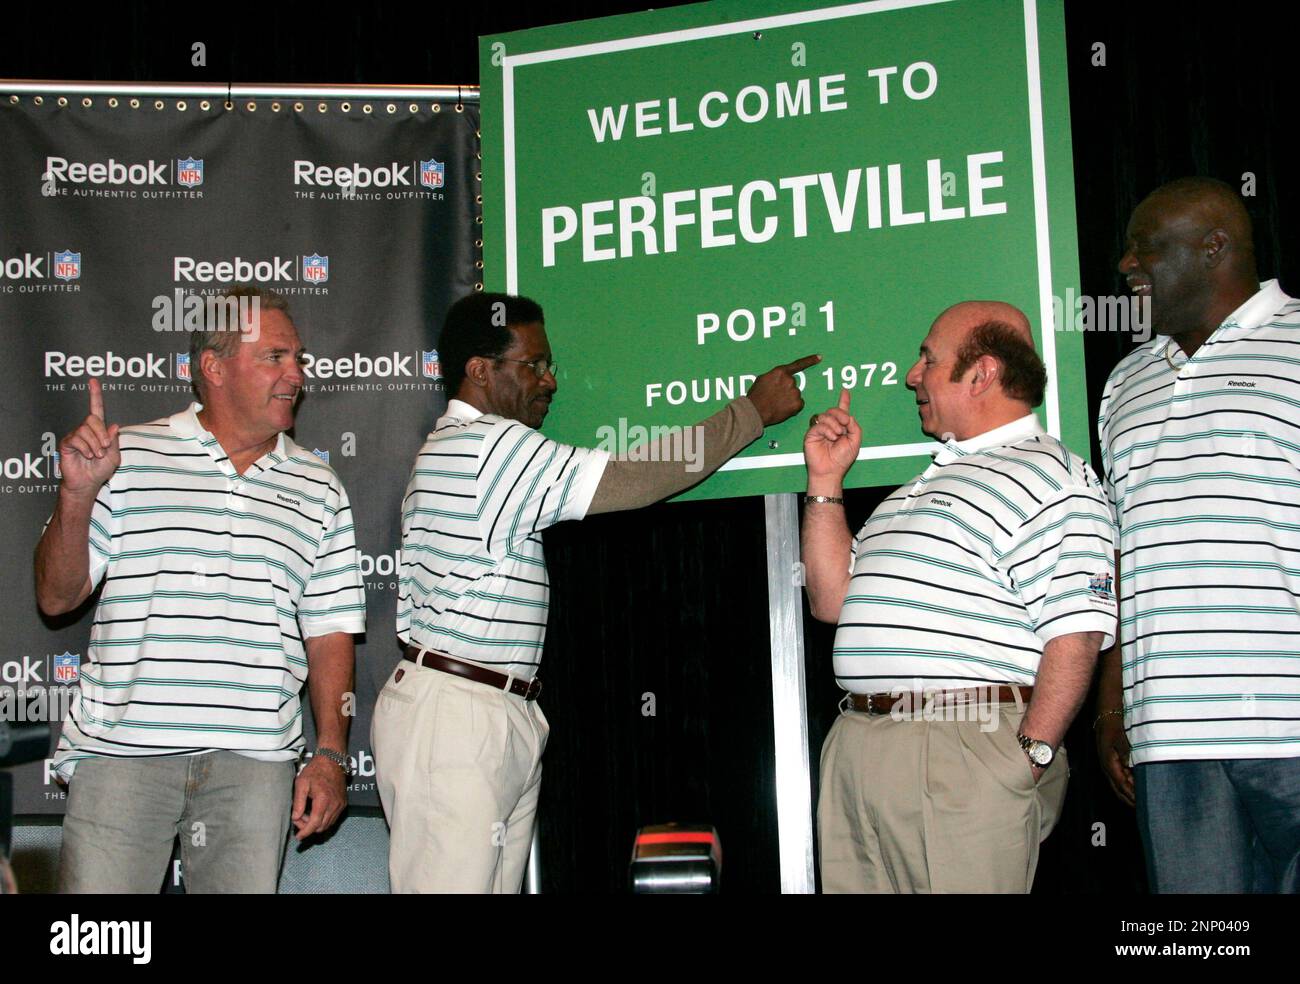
[397,399,608,680]
[1100,279,1300,764]
[833,414,1117,692]
[54,404,365,778]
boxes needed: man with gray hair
[35,287,365,893]
[184,286,283,388]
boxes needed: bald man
[1096,177,1300,893]
[803,302,1116,892]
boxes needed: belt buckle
[503,671,542,700]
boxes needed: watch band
[805,495,845,505]
[1016,732,1054,767]
[314,747,353,776]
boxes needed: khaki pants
[817,704,1067,893]
[372,660,549,893]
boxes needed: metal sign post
[764,492,814,893]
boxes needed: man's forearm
[588,397,763,514]
[305,632,355,752]
[801,477,851,623]
[34,490,98,616]
[1021,631,1104,748]
[1095,638,1124,718]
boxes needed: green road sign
[482,0,1085,500]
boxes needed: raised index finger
[782,354,821,375]
[88,377,106,421]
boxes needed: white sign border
[500,0,1062,465]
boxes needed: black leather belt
[402,645,542,700]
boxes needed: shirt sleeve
[43,485,115,589]
[477,421,609,559]
[86,483,115,588]
[1001,483,1117,650]
[298,478,367,639]
[848,524,866,576]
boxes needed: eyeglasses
[495,357,558,379]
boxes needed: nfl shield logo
[52,451,62,479]
[422,350,442,379]
[176,353,192,381]
[1088,572,1114,599]
[177,157,204,188]
[54,250,81,282]
[420,159,445,189]
[303,254,329,283]
[311,448,330,464]
[54,651,80,684]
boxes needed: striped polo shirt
[54,404,366,778]
[832,414,1116,693]
[1099,279,1300,764]
[397,399,608,679]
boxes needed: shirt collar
[1152,278,1289,365]
[1223,278,1287,333]
[168,402,208,439]
[168,402,287,467]
[933,413,1044,465]
[440,398,486,425]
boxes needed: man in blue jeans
[35,289,365,893]
[1096,177,1300,892]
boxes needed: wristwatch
[1016,732,1054,768]
[314,747,354,777]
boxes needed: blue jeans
[59,752,296,893]
[1135,758,1300,893]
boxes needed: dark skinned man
[373,292,818,893]
[1097,177,1300,892]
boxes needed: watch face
[1029,742,1053,766]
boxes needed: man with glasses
[373,292,816,893]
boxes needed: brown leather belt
[849,685,1033,716]
[402,645,542,701]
